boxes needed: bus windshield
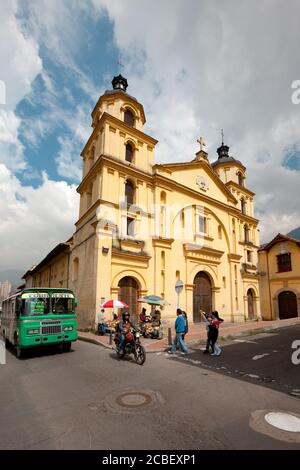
[51,293,75,314]
[21,293,50,316]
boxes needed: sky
[0,0,300,281]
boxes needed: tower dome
[111,74,128,92]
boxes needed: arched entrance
[278,291,298,319]
[247,289,255,320]
[118,277,140,322]
[193,272,212,322]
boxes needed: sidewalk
[78,316,300,353]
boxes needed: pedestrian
[200,310,211,354]
[207,313,221,356]
[97,308,106,336]
[168,308,189,355]
[211,311,223,356]
[139,307,147,323]
[181,311,188,340]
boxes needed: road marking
[252,353,270,360]
[233,339,257,344]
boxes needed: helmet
[122,311,130,322]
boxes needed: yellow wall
[31,253,70,289]
[24,83,261,330]
[258,240,300,320]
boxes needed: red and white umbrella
[101,299,129,309]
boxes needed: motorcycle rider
[117,311,133,353]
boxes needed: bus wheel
[14,335,23,359]
[62,342,71,352]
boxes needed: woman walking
[207,313,221,356]
[200,310,212,354]
[212,311,223,356]
[168,309,189,355]
[181,311,188,340]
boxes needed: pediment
[154,160,237,204]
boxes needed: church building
[23,75,261,329]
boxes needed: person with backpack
[181,311,189,340]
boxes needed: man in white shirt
[97,308,106,335]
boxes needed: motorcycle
[114,327,146,365]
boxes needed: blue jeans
[98,323,106,335]
[171,333,188,353]
[118,333,125,351]
[213,342,222,355]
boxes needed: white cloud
[0,0,42,171]
[0,110,25,170]
[2,0,300,278]
[90,0,300,242]
[0,163,79,272]
[56,136,82,181]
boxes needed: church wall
[23,77,262,330]
[70,230,98,330]
[31,253,70,289]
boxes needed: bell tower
[76,75,158,221]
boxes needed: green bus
[1,288,77,358]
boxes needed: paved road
[173,324,300,398]
[0,325,299,450]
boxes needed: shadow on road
[6,342,75,360]
[168,325,300,398]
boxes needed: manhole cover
[250,410,300,443]
[103,389,164,414]
[116,392,152,408]
[265,412,300,433]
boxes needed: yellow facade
[24,75,261,329]
[258,234,300,320]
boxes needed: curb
[78,334,168,353]
[78,320,300,354]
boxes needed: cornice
[226,180,255,197]
[81,112,157,157]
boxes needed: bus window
[51,293,75,314]
[21,293,50,316]
[15,297,22,316]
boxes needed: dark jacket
[183,315,188,334]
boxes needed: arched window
[86,182,93,208]
[160,192,167,237]
[161,251,165,269]
[161,251,165,295]
[244,224,249,243]
[125,143,134,163]
[125,180,135,206]
[124,109,134,127]
[218,225,222,239]
[238,172,244,186]
[181,210,185,228]
[241,198,246,214]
